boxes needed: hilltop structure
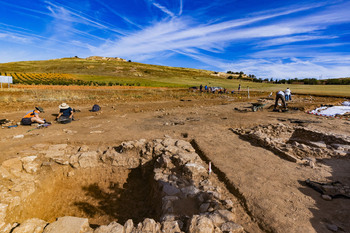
[86,56,127,62]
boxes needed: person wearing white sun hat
[56,103,74,124]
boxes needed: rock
[136,218,160,233]
[79,145,90,152]
[13,135,24,139]
[1,158,23,174]
[177,152,202,166]
[78,151,99,168]
[164,145,179,154]
[108,151,140,168]
[21,156,39,174]
[43,216,93,233]
[162,183,180,196]
[44,149,68,164]
[297,143,308,150]
[0,203,8,222]
[124,219,134,233]
[188,215,214,233]
[12,218,47,233]
[183,163,208,182]
[220,222,244,233]
[0,166,11,178]
[69,153,80,168]
[67,171,75,177]
[162,138,177,147]
[215,210,236,223]
[94,221,124,233]
[157,154,174,169]
[90,131,104,134]
[32,144,47,149]
[181,186,200,197]
[12,181,36,199]
[308,141,327,148]
[161,221,182,233]
[326,224,338,232]
[223,199,234,209]
[63,129,77,134]
[332,144,350,151]
[321,194,332,201]
[334,150,348,156]
[176,140,195,152]
[48,144,68,151]
[199,203,210,213]
[0,223,15,233]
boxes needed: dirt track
[1,93,349,233]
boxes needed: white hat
[59,103,69,109]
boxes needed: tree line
[226,71,350,85]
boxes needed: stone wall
[0,137,244,233]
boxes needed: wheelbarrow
[251,103,265,112]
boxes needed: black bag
[91,104,101,112]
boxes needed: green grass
[0,57,349,97]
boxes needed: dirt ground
[1,92,349,233]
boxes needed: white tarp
[0,76,13,83]
[310,102,350,117]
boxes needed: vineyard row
[0,72,141,86]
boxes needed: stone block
[12,218,47,233]
[43,216,93,233]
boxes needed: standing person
[21,107,45,125]
[238,84,241,91]
[200,84,203,92]
[273,91,287,111]
[56,103,74,124]
[284,87,292,101]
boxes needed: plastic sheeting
[309,102,350,117]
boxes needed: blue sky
[0,0,350,79]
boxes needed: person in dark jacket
[56,103,74,124]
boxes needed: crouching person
[21,106,45,125]
[273,91,288,111]
[56,103,74,124]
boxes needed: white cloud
[258,35,338,47]
[179,0,183,15]
[153,2,175,17]
[218,56,350,79]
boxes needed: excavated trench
[0,138,260,232]
[5,163,161,227]
[231,123,350,162]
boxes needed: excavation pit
[232,123,350,162]
[0,138,250,232]
[5,165,161,227]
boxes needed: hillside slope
[0,57,241,87]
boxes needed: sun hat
[59,103,70,109]
[35,106,44,113]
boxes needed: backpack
[91,104,101,112]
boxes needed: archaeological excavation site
[1,94,349,233]
[0,138,260,233]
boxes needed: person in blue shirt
[56,103,74,124]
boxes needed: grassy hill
[0,57,243,88]
[0,57,349,97]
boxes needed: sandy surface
[1,94,349,233]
